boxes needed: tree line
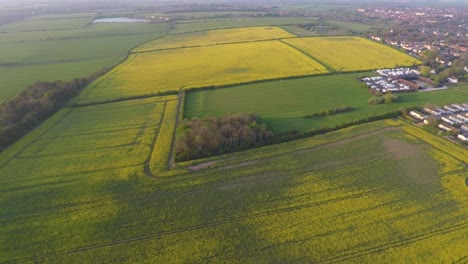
[175,113,273,161]
[0,68,109,150]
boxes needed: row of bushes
[175,113,273,162]
[0,68,109,150]
[277,110,404,143]
[368,93,400,105]
[304,106,355,118]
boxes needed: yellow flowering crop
[284,36,421,72]
[135,26,294,52]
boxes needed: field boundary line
[72,96,178,108]
[279,39,336,72]
[131,37,298,54]
[168,22,314,35]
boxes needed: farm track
[279,39,336,72]
[6,171,467,263]
[143,102,168,178]
[167,89,184,169]
[190,126,401,173]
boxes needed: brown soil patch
[382,137,421,160]
[188,160,219,171]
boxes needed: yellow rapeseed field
[79,40,328,103]
[135,26,295,52]
[284,36,421,71]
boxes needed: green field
[185,73,468,133]
[0,17,93,32]
[0,23,169,101]
[25,13,98,20]
[1,116,467,262]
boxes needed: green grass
[25,12,98,20]
[0,34,169,64]
[1,115,466,262]
[0,23,170,43]
[0,57,116,100]
[0,18,93,32]
[0,23,169,101]
[185,73,468,133]
[281,25,318,37]
[171,17,315,34]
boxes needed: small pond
[92,17,149,24]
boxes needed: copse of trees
[0,68,109,150]
[175,113,273,161]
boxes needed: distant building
[457,134,468,141]
[409,110,427,120]
[461,124,468,132]
[441,117,455,126]
[438,123,460,133]
[424,106,441,116]
[398,78,420,89]
[418,76,433,85]
[444,105,458,113]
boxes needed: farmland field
[25,12,98,20]
[284,36,421,72]
[1,118,467,262]
[135,26,294,52]
[0,23,169,101]
[76,40,328,104]
[185,73,468,133]
[171,17,315,34]
[0,17,93,32]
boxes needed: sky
[1,0,467,8]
